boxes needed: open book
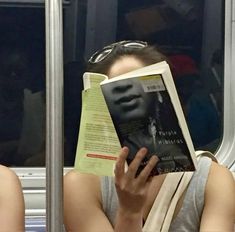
[74,61,197,176]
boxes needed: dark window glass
[0,0,224,167]
[64,0,224,166]
[0,7,45,166]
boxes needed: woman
[0,165,25,231]
[64,41,235,231]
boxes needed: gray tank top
[101,156,212,231]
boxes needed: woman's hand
[114,147,158,216]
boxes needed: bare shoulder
[0,165,25,231]
[64,169,100,184]
[64,170,102,208]
[207,161,235,188]
[64,170,101,197]
[64,170,112,231]
[0,165,22,193]
[0,164,18,179]
[205,161,235,198]
[200,161,235,231]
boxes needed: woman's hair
[87,42,175,133]
[87,44,167,75]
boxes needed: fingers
[114,147,129,181]
[115,147,159,183]
[125,148,148,179]
[136,155,159,184]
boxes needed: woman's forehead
[108,56,145,78]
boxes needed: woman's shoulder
[200,161,235,230]
[0,165,25,231]
[64,169,98,179]
[64,170,101,186]
[206,161,235,189]
[0,165,21,190]
[64,170,102,202]
[204,160,235,210]
[63,170,105,230]
[0,164,18,178]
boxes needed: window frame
[214,0,235,170]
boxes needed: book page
[74,73,121,176]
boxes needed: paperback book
[75,61,197,176]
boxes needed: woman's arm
[64,171,114,232]
[200,162,235,231]
[0,165,25,231]
[63,147,158,232]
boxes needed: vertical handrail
[45,0,64,230]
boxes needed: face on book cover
[106,56,155,123]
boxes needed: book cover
[75,61,197,176]
[100,61,197,175]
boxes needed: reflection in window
[0,8,45,166]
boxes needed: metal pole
[45,0,64,230]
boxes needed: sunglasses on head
[88,40,148,64]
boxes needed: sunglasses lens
[89,40,147,64]
[123,41,147,48]
[89,47,112,63]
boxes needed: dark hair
[87,44,167,75]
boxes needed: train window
[64,0,224,166]
[0,6,45,167]
[0,0,225,168]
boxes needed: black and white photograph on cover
[101,73,195,176]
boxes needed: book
[74,61,197,176]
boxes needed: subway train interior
[0,0,235,231]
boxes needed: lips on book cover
[101,74,195,175]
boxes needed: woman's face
[108,55,145,78]
[102,56,155,123]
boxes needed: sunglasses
[88,40,148,64]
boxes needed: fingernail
[122,146,129,152]
[141,147,148,153]
[152,155,159,162]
